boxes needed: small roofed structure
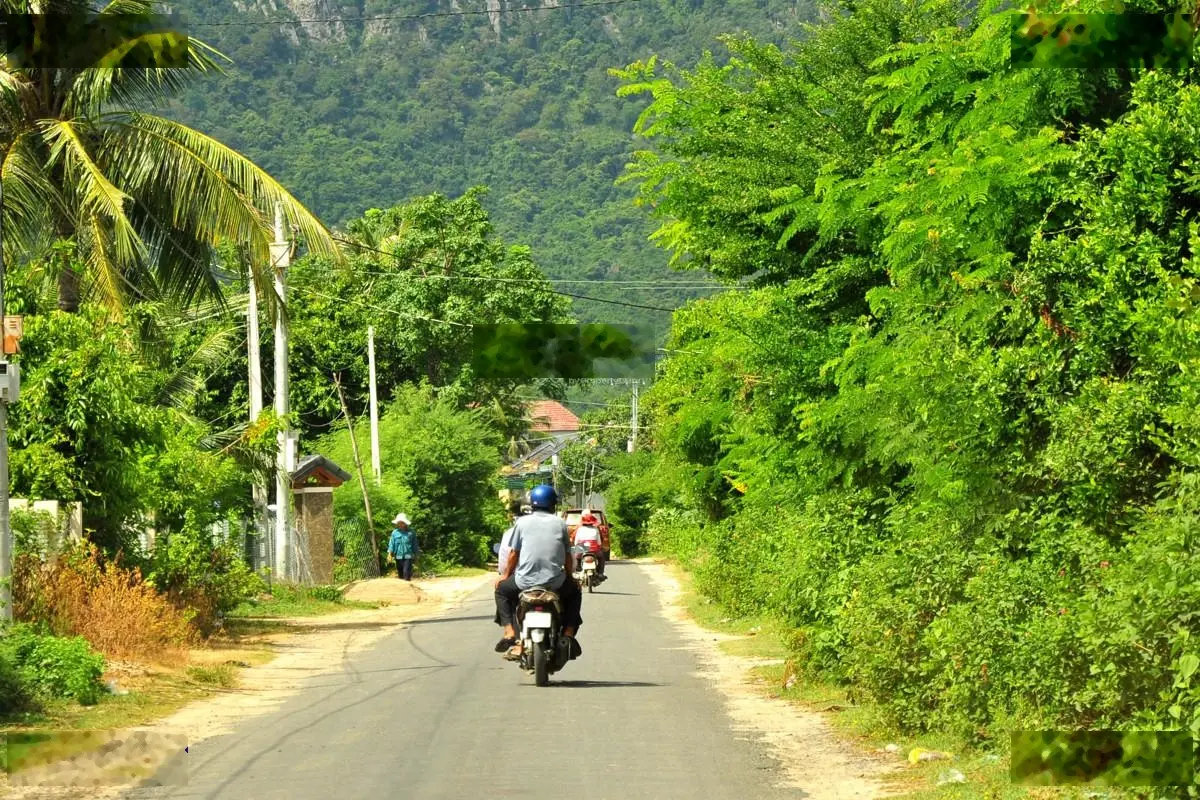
[292,455,351,488]
[291,454,350,584]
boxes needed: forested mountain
[169,0,809,323]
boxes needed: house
[526,400,580,439]
[499,400,583,494]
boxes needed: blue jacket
[388,528,418,559]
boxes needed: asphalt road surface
[127,562,793,800]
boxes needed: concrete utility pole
[628,382,639,453]
[0,181,11,623]
[368,326,381,484]
[246,255,268,571]
[270,204,293,583]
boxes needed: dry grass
[14,546,194,664]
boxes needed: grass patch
[229,584,377,619]
[417,565,490,579]
[185,664,238,689]
[0,671,206,733]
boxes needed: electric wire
[191,0,646,27]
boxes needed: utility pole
[246,253,268,574]
[270,204,293,584]
[334,373,380,576]
[628,382,639,453]
[367,326,381,484]
[0,181,11,623]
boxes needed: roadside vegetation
[579,1,1200,796]
[0,2,573,730]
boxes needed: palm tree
[0,0,338,313]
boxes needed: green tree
[288,190,572,440]
[320,384,505,569]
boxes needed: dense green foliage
[285,190,571,440]
[320,384,506,572]
[609,0,1200,770]
[6,304,251,554]
[0,625,106,706]
[169,0,801,321]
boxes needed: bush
[306,585,343,603]
[148,528,265,637]
[0,625,105,705]
[15,544,194,662]
[0,651,32,715]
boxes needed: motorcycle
[572,543,604,593]
[514,587,572,686]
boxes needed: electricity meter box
[0,362,20,403]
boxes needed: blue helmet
[528,484,558,510]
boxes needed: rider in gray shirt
[493,484,583,660]
[509,510,571,590]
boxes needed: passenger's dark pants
[495,576,583,631]
[395,557,413,581]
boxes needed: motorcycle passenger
[493,502,523,627]
[573,513,605,577]
[493,484,583,661]
[497,501,522,577]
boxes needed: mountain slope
[172,0,809,322]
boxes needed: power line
[332,236,683,311]
[338,238,736,289]
[552,289,675,312]
[192,0,645,27]
[290,284,472,328]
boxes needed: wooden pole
[367,326,381,484]
[334,372,380,576]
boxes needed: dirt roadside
[638,559,900,800]
[0,574,492,800]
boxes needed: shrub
[306,585,343,603]
[15,544,193,662]
[186,664,237,688]
[148,528,265,637]
[321,384,503,568]
[0,652,32,714]
[0,625,105,705]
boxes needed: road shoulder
[638,559,901,800]
[0,574,492,799]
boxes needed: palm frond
[82,211,133,313]
[0,135,62,259]
[41,118,146,268]
[67,36,227,116]
[156,322,239,409]
[102,112,340,295]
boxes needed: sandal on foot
[504,645,523,661]
[566,636,582,660]
[494,636,517,653]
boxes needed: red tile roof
[526,400,580,433]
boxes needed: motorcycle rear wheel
[534,643,550,686]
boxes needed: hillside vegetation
[171,0,809,321]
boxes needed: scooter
[514,588,572,686]
[572,543,604,593]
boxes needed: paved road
[128,562,792,800]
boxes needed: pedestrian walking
[387,514,419,581]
